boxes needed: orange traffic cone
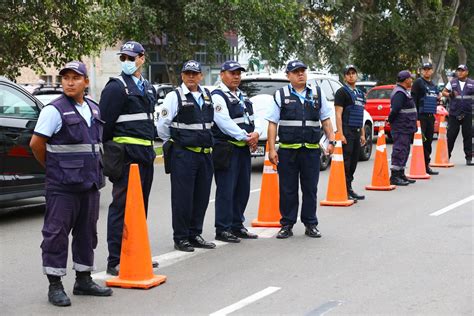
[106,164,167,289]
[252,142,281,227]
[320,132,355,206]
[430,115,454,168]
[366,122,396,191]
[406,120,430,180]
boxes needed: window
[40,75,53,85]
[367,88,393,100]
[0,84,39,119]
[239,80,288,98]
[314,79,335,101]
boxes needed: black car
[0,77,45,202]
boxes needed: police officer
[442,64,473,165]
[388,70,417,186]
[99,41,158,275]
[266,60,336,239]
[157,60,216,252]
[212,61,261,243]
[334,65,366,201]
[411,62,440,175]
[30,61,112,307]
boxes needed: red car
[365,84,440,139]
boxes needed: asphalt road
[0,138,472,315]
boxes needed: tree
[0,0,127,79]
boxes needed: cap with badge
[343,64,358,74]
[422,62,433,69]
[397,70,412,82]
[221,60,245,72]
[59,61,88,77]
[117,41,145,57]
[182,60,202,73]
[457,64,468,71]
[286,60,307,73]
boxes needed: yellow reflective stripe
[279,143,320,149]
[112,137,153,146]
[228,140,247,147]
[185,146,212,153]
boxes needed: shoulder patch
[161,108,169,118]
[215,105,222,112]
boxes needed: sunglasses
[119,54,143,62]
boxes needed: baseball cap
[397,70,412,82]
[286,60,307,73]
[422,62,433,69]
[59,61,88,77]
[221,61,245,72]
[181,60,202,73]
[457,64,468,71]
[343,64,358,74]
[118,41,145,57]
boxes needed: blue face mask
[121,61,137,75]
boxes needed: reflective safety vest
[211,88,255,145]
[449,78,474,116]
[170,86,214,148]
[419,79,438,114]
[390,85,417,134]
[342,85,365,127]
[277,84,322,145]
[108,74,156,145]
[46,95,104,192]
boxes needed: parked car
[239,72,374,170]
[0,77,45,202]
[365,84,440,139]
[355,81,377,96]
[153,83,175,124]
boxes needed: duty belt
[113,136,153,146]
[228,140,247,147]
[279,143,320,149]
[185,146,212,154]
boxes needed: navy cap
[118,41,145,57]
[59,61,88,77]
[221,60,245,72]
[286,60,307,73]
[181,60,202,73]
[422,62,433,69]
[457,64,468,71]
[343,64,358,75]
[397,70,412,82]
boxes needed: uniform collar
[289,83,310,94]
[219,82,242,97]
[181,82,203,95]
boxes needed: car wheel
[320,151,331,171]
[359,122,373,161]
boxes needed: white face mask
[121,61,137,75]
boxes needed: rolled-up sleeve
[157,92,178,143]
[265,90,281,123]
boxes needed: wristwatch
[328,140,337,146]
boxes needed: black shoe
[305,224,322,238]
[400,173,416,184]
[215,231,241,243]
[48,282,71,307]
[188,235,216,249]
[348,195,358,203]
[390,174,409,186]
[152,261,159,268]
[106,265,119,276]
[232,228,258,239]
[426,166,439,175]
[467,159,473,166]
[174,240,195,252]
[73,272,113,296]
[276,226,293,239]
[348,189,365,200]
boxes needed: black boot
[47,275,71,307]
[73,271,113,296]
[390,170,409,186]
[400,170,416,184]
[426,165,439,175]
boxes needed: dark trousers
[391,132,412,170]
[170,147,213,242]
[419,113,435,166]
[106,158,154,268]
[42,189,99,276]
[214,146,251,233]
[278,148,320,227]
[342,126,361,189]
[447,114,472,160]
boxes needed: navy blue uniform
[99,73,156,270]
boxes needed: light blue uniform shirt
[212,83,262,141]
[265,83,333,123]
[34,99,92,137]
[131,75,145,91]
[157,83,205,142]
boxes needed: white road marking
[209,188,261,203]
[247,227,279,238]
[209,286,281,316]
[429,195,474,217]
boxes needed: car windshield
[239,80,288,98]
[367,88,393,100]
